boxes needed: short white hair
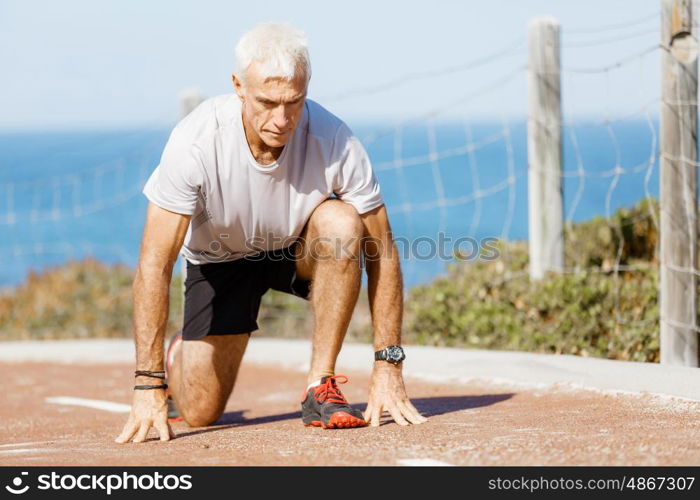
[235,23,311,87]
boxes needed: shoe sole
[303,411,367,429]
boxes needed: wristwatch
[374,345,406,364]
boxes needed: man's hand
[115,389,175,443]
[363,362,428,426]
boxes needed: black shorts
[182,246,311,340]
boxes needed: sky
[0,0,667,129]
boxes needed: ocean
[0,118,661,288]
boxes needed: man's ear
[232,74,244,101]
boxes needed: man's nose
[271,105,291,130]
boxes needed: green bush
[565,197,659,269]
[405,198,666,361]
[0,259,183,340]
[405,241,659,361]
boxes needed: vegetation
[0,259,182,340]
[404,198,662,361]
[405,241,659,361]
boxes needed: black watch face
[386,346,404,362]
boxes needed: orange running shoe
[300,375,367,429]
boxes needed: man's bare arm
[360,204,427,426]
[133,202,191,373]
[115,202,191,443]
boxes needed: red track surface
[1,361,698,466]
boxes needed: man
[116,22,426,443]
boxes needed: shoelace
[313,375,350,404]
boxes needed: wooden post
[178,89,204,298]
[527,16,563,281]
[660,0,699,366]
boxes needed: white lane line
[0,441,57,449]
[45,396,131,413]
[397,458,455,466]
[0,449,58,455]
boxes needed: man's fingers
[154,420,174,442]
[114,419,138,444]
[399,399,428,423]
[399,400,428,424]
[363,402,373,423]
[387,403,409,426]
[131,422,152,443]
[370,405,382,427]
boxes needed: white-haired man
[116,23,427,443]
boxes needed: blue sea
[0,118,661,288]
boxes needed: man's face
[233,61,307,149]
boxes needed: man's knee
[308,200,363,259]
[179,397,225,427]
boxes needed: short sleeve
[332,124,384,214]
[142,127,203,215]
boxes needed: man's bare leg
[295,200,363,386]
[167,333,249,427]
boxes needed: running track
[0,342,698,466]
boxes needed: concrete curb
[1,338,698,401]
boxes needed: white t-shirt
[142,94,384,264]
